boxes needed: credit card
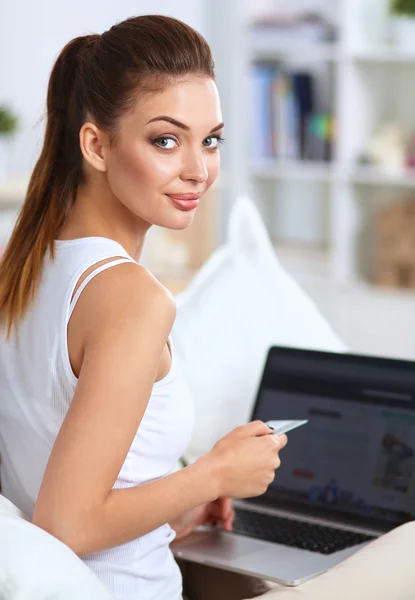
[265,419,308,435]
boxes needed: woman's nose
[181,150,208,184]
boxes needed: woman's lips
[166,193,201,211]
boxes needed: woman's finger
[224,507,235,530]
[219,497,233,520]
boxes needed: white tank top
[0,237,195,600]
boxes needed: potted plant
[390,0,415,50]
[0,104,18,180]
[0,105,18,138]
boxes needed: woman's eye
[154,137,177,149]
[203,136,224,149]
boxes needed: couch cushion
[171,196,345,462]
[0,494,113,599]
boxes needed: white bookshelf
[350,167,415,188]
[251,42,341,63]
[251,159,335,181]
[215,0,415,285]
[350,48,415,63]
[250,162,415,189]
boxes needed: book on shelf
[250,64,334,163]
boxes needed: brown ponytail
[0,15,214,336]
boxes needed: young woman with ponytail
[1,14,414,600]
[0,15,287,600]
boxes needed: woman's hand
[204,420,288,499]
[171,421,287,541]
[204,497,235,531]
[170,497,235,541]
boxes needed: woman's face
[105,76,223,230]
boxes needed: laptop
[172,346,415,586]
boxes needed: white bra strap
[69,258,135,318]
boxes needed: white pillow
[171,196,346,462]
[0,494,113,600]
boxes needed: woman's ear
[79,122,109,173]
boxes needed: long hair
[0,15,215,336]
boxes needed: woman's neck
[58,176,150,261]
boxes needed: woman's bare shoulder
[71,260,176,344]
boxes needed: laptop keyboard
[232,508,375,555]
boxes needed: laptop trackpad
[173,529,266,561]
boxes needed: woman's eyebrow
[147,115,224,133]
[210,122,225,133]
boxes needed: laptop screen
[251,347,415,532]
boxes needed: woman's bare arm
[32,263,219,556]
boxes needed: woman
[0,15,287,600]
